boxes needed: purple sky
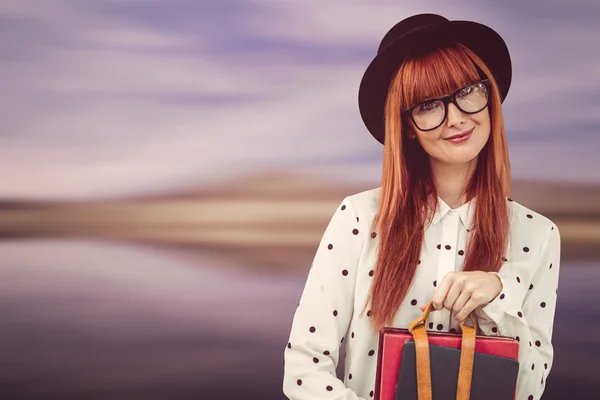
[1,0,599,200]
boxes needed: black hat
[358,13,512,145]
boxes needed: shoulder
[507,198,561,248]
[344,186,381,217]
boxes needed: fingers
[451,288,471,319]
[432,272,455,311]
[455,297,479,321]
[442,278,463,312]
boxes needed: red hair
[363,42,511,333]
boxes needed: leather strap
[408,302,433,400]
[456,316,476,400]
[408,302,477,400]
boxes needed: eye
[457,86,474,98]
[418,101,439,112]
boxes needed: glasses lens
[411,100,445,131]
[456,82,489,113]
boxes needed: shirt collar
[430,196,475,230]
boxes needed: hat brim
[358,20,512,145]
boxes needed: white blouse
[283,187,561,400]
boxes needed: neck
[430,158,477,209]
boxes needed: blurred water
[0,240,598,399]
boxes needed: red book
[374,303,519,400]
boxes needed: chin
[445,149,481,165]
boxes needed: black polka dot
[532,363,535,370]
[341,337,344,343]
[323,350,330,356]
[508,197,513,202]
[313,357,319,363]
[328,244,333,250]
[436,324,443,331]
[351,332,354,339]
[500,293,505,300]
[417,259,421,265]
[411,299,417,306]
[309,326,316,333]
[297,379,302,385]
[517,276,521,283]
[370,391,374,397]
[516,336,520,342]
[458,250,464,256]
[445,245,451,250]
[349,373,353,379]
[551,226,554,230]
[356,217,359,222]
[523,247,530,252]
[518,311,523,318]
[549,263,553,269]
[429,322,434,329]
[541,302,546,308]
[368,350,375,356]
[341,205,346,210]
[369,270,374,277]
[433,280,437,287]
[527,214,533,219]
[437,244,441,249]
[333,310,338,317]
[326,385,333,391]
[342,269,348,276]
[371,232,377,238]
[367,310,372,317]
[287,342,291,349]
[529,284,534,290]
[492,327,498,333]
[502,257,508,262]
[535,340,541,347]
[528,396,533,400]
[544,363,548,369]
[352,229,359,235]
[450,328,457,333]
[529,341,532,347]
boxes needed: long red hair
[363,42,511,333]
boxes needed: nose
[446,102,466,128]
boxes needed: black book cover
[395,341,519,400]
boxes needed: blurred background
[1,0,599,399]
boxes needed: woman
[283,13,560,400]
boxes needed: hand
[419,271,503,321]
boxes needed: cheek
[414,131,442,154]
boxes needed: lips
[444,127,474,141]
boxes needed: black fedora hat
[358,13,512,145]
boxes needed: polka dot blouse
[283,187,561,400]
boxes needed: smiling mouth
[444,127,474,142]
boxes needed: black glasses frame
[402,79,491,132]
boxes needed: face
[405,81,491,168]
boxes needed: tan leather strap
[408,302,434,400]
[456,316,476,400]
[409,302,478,400]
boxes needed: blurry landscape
[1,170,600,273]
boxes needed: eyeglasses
[402,79,490,132]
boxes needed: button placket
[432,210,460,329]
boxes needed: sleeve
[283,197,366,400]
[474,225,561,400]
